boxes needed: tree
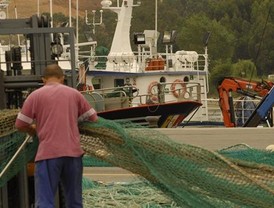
[209,60,233,95]
[232,60,257,78]
[248,0,274,76]
[177,14,235,67]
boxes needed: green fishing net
[1,110,274,207]
[80,118,274,208]
[0,110,38,187]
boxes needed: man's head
[42,64,65,84]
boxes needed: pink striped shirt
[15,82,98,161]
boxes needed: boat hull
[97,101,202,128]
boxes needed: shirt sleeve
[78,93,98,122]
[15,94,35,128]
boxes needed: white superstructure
[84,0,211,122]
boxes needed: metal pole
[155,0,157,52]
[49,0,53,26]
[14,5,21,45]
[37,0,40,16]
[69,0,72,27]
[49,0,54,42]
[18,167,29,208]
[0,185,8,208]
[75,0,79,66]
[0,70,5,109]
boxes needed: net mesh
[79,119,274,207]
[82,180,180,207]
[1,110,274,207]
[0,110,38,187]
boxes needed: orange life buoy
[78,83,94,92]
[170,79,186,98]
[147,81,159,103]
[88,84,94,91]
[83,84,94,91]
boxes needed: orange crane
[217,77,274,127]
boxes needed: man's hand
[17,124,36,136]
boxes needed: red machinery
[217,77,274,127]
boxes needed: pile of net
[1,110,274,207]
[82,179,180,207]
[80,118,274,208]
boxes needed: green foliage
[209,60,233,95]
[52,12,69,27]
[178,14,236,61]
[231,60,257,78]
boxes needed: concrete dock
[157,127,274,150]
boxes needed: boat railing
[81,86,134,112]
[231,97,262,126]
[82,82,201,112]
[132,82,202,106]
[195,97,263,124]
[88,52,208,73]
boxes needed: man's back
[15,64,97,208]
[16,82,96,161]
[32,82,85,160]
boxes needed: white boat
[0,0,210,128]
[78,0,210,127]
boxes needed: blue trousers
[35,157,83,208]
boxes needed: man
[15,64,98,208]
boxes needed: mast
[155,0,157,53]
[69,0,72,26]
[37,0,40,16]
[101,0,140,71]
[49,0,53,26]
[102,0,134,55]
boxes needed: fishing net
[1,110,274,207]
[82,180,180,208]
[80,118,274,208]
[0,109,38,187]
[0,109,20,136]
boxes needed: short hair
[42,64,64,79]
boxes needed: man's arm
[78,108,98,122]
[15,93,36,135]
[78,93,98,122]
[15,119,36,136]
[16,123,36,136]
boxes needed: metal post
[49,0,53,26]
[0,185,8,208]
[69,31,77,88]
[37,0,40,16]
[69,0,72,27]
[0,70,6,109]
[154,0,157,53]
[75,0,79,67]
[18,167,29,207]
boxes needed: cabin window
[183,76,189,82]
[92,78,101,89]
[160,76,166,83]
[114,79,124,87]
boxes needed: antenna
[85,10,103,34]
